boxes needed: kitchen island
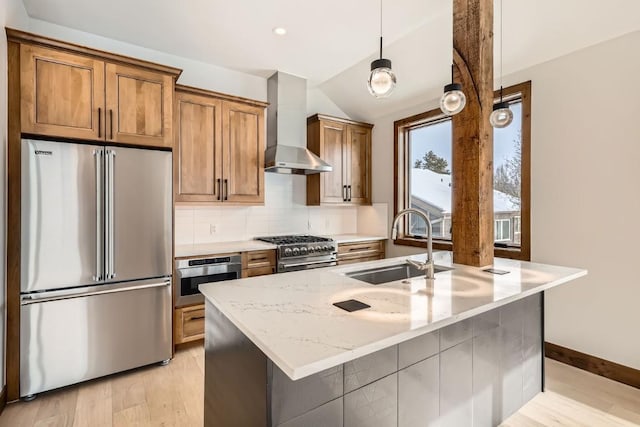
[199,252,586,427]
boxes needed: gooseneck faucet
[391,208,435,280]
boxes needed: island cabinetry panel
[242,249,276,278]
[344,373,398,427]
[174,86,266,205]
[307,114,373,206]
[204,293,544,427]
[19,41,178,148]
[337,240,385,265]
[398,355,439,427]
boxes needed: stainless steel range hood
[265,72,332,175]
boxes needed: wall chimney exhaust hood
[265,72,332,175]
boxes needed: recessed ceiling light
[273,27,287,36]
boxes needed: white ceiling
[22,0,640,120]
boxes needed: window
[394,81,531,260]
[495,219,511,242]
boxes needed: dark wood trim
[0,385,6,416]
[6,28,182,78]
[7,40,22,401]
[545,342,640,390]
[392,80,532,262]
[175,84,268,108]
[307,113,373,128]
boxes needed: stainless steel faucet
[391,208,435,280]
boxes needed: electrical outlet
[209,224,216,234]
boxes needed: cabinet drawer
[337,255,385,266]
[243,250,276,269]
[175,305,205,344]
[242,265,276,278]
[338,241,384,259]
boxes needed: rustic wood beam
[451,0,494,267]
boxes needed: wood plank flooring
[1,345,639,426]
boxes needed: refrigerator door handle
[21,278,170,305]
[93,149,103,281]
[107,150,116,279]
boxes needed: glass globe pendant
[439,64,466,115]
[440,83,466,115]
[490,101,513,128]
[368,57,396,98]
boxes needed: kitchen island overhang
[200,252,586,427]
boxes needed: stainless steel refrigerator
[20,139,173,398]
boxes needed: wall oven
[175,255,242,306]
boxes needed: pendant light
[439,64,466,116]
[490,0,513,128]
[367,0,396,98]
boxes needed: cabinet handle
[98,108,102,138]
[224,179,228,201]
[343,185,347,202]
[348,185,352,202]
[217,178,221,201]
[187,315,205,321]
[109,109,114,140]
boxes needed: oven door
[278,254,337,273]
[176,263,241,306]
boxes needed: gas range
[255,235,337,273]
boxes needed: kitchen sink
[345,262,453,285]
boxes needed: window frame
[495,218,511,242]
[393,81,531,261]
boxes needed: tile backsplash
[175,174,387,245]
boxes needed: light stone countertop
[199,251,587,381]
[175,235,386,258]
[175,240,277,258]
[328,234,387,244]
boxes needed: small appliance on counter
[255,235,337,273]
[20,138,173,399]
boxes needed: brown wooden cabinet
[174,304,206,344]
[242,249,277,277]
[105,63,173,147]
[307,114,373,206]
[174,86,267,204]
[18,37,179,148]
[20,44,105,140]
[337,240,386,265]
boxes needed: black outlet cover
[333,299,371,312]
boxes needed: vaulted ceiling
[22,0,640,120]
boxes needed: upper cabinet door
[20,45,105,140]
[105,63,173,148]
[174,92,223,203]
[346,124,371,205]
[222,101,265,204]
[319,121,347,204]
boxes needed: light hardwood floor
[1,346,639,426]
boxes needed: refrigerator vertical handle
[93,149,103,281]
[107,150,116,279]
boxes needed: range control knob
[284,248,292,257]
[316,246,322,253]
[322,245,329,251]
[300,247,308,255]
[292,247,300,256]
[308,247,315,254]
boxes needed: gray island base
[204,293,543,427]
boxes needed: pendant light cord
[499,0,504,101]
[379,0,383,59]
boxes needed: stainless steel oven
[255,235,338,273]
[175,255,242,306]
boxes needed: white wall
[1,0,30,393]
[371,31,640,370]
